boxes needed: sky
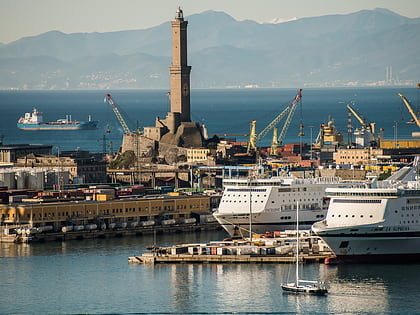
[1,0,420,44]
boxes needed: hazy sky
[1,0,419,44]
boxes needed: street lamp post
[393,121,398,148]
[309,126,314,160]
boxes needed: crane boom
[256,89,302,141]
[277,102,298,145]
[104,94,132,134]
[247,89,302,153]
[346,104,366,127]
[398,93,420,128]
[346,103,376,136]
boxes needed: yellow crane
[346,103,376,136]
[398,93,420,128]
[247,89,302,154]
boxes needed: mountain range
[0,8,419,89]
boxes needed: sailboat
[281,202,328,295]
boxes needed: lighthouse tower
[169,7,191,122]
[143,7,203,148]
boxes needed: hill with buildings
[0,8,419,89]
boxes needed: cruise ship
[312,160,420,263]
[213,172,351,237]
[17,108,98,130]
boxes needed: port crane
[247,89,302,154]
[104,93,134,134]
[346,103,376,135]
[398,93,420,128]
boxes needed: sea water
[0,87,419,153]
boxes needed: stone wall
[121,134,188,165]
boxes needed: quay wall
[1,222,221,243]
[0,195,219,241]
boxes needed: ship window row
[331,214,374,218]
[402,191,420,196]
[280,204,319,210]
[274,199,319,203]
[277,188,312,193]
[230,214,249,219]
[225,194,267,198]
[406,199,420,204]
[223,194,267,198]
[400,220,419,224]
[327,192,396,197]
[227,186,311,192]
[277,193,320,197]
[402,206,420,210]
[233,182,280,187]
[401,213,420,217]
[223,200,265,203]
[226,189,267,192]
[333,199,381,204]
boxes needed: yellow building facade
[380,139,420,149]
[187,148,210,162]
[333,148,384,165]
[0,195,211,231]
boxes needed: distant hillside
[0,8,419,89]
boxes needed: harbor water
[1,231,420,314]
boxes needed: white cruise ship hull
[312,162,420,263]
[312,222,420,263]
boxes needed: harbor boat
[213,169,352,237]
[281,202,328,295]
[281,279,328,295]
[17,108,98,130]
[312,158,420,263]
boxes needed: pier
[129,253,330,264]
[128,232,334,265]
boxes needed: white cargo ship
[213,172,351,237]
[312,159,420,263]
[17,108,98,130]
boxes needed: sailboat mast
[296,201,299,285]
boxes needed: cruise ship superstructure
[312,159,420,263]
[213,172,350,237]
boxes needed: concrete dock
[128,232,334,264]
[129,252,331,264]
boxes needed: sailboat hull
[281,201,328,296]
[281,283,328,295]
